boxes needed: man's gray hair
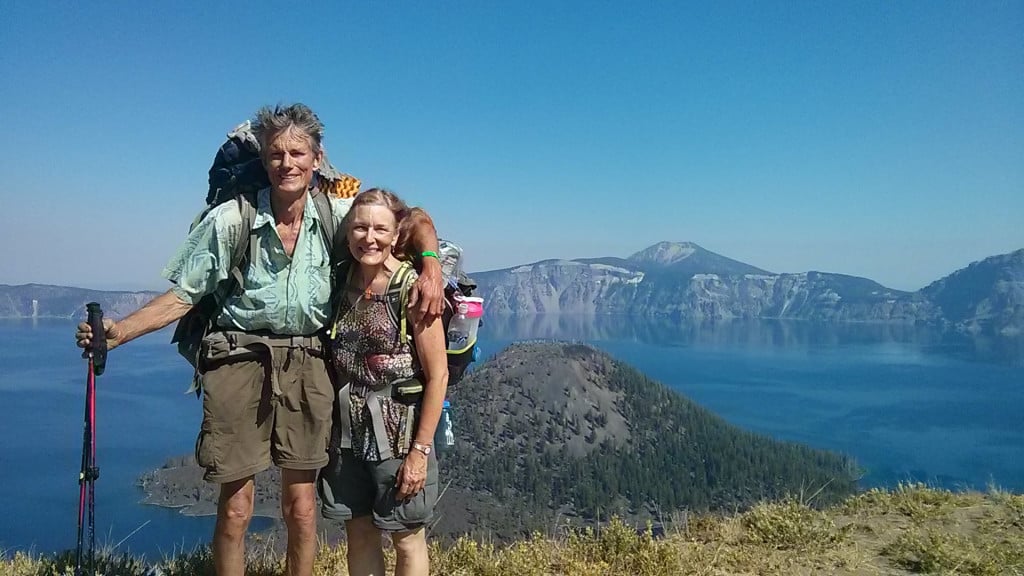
[252,103,324,156]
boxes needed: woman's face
[347,204,398,267]
[264,127,321,196]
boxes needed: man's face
[264,127,322,196]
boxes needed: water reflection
[482,315,1024,367]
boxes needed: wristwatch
[411,441,433,456]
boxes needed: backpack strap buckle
[335,382,396,459]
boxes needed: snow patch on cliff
[589,263,633,274]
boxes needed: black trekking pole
[76,303,107,576]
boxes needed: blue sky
[1,1,1020,292]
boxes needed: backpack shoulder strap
[312,188,352,294]
[386,261,417,348]
[327,260,356,341]
[310,189,335,257]
[226,192,258,294]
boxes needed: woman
[319,188,449,576]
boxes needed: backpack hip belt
[202,329,325,398]
[334,375,422,461]
[219,329,324,350]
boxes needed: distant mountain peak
[628,241,703,265]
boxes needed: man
[76,103,444,576]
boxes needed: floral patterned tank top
[329,272,418,461]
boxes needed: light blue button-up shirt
[162,189,352,335]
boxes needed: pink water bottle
[446,296,484,353]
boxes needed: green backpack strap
[329,259,415,344]
[386,261,417,348]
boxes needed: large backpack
[171,121,353,374]
[331,248,480,387]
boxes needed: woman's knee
[391,527,427,555]
[345,516,381,546]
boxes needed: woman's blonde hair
[349,188,410,222]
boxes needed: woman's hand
[395,448,428,500]
[76,318,123,351]
[408,256,444,320]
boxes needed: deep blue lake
[1,316,1021,558]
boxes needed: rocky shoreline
[137,455,283,519]
[137,454,507,544]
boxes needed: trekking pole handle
[85,302,107,376]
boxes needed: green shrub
[882,528,1021,576]
[741,499,846,551]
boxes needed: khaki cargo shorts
[194,332,333,484]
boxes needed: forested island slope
[441,342,858,537]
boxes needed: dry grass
[4,486,1022,575]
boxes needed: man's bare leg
[281,468,319,576]
[214,476,255,576]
